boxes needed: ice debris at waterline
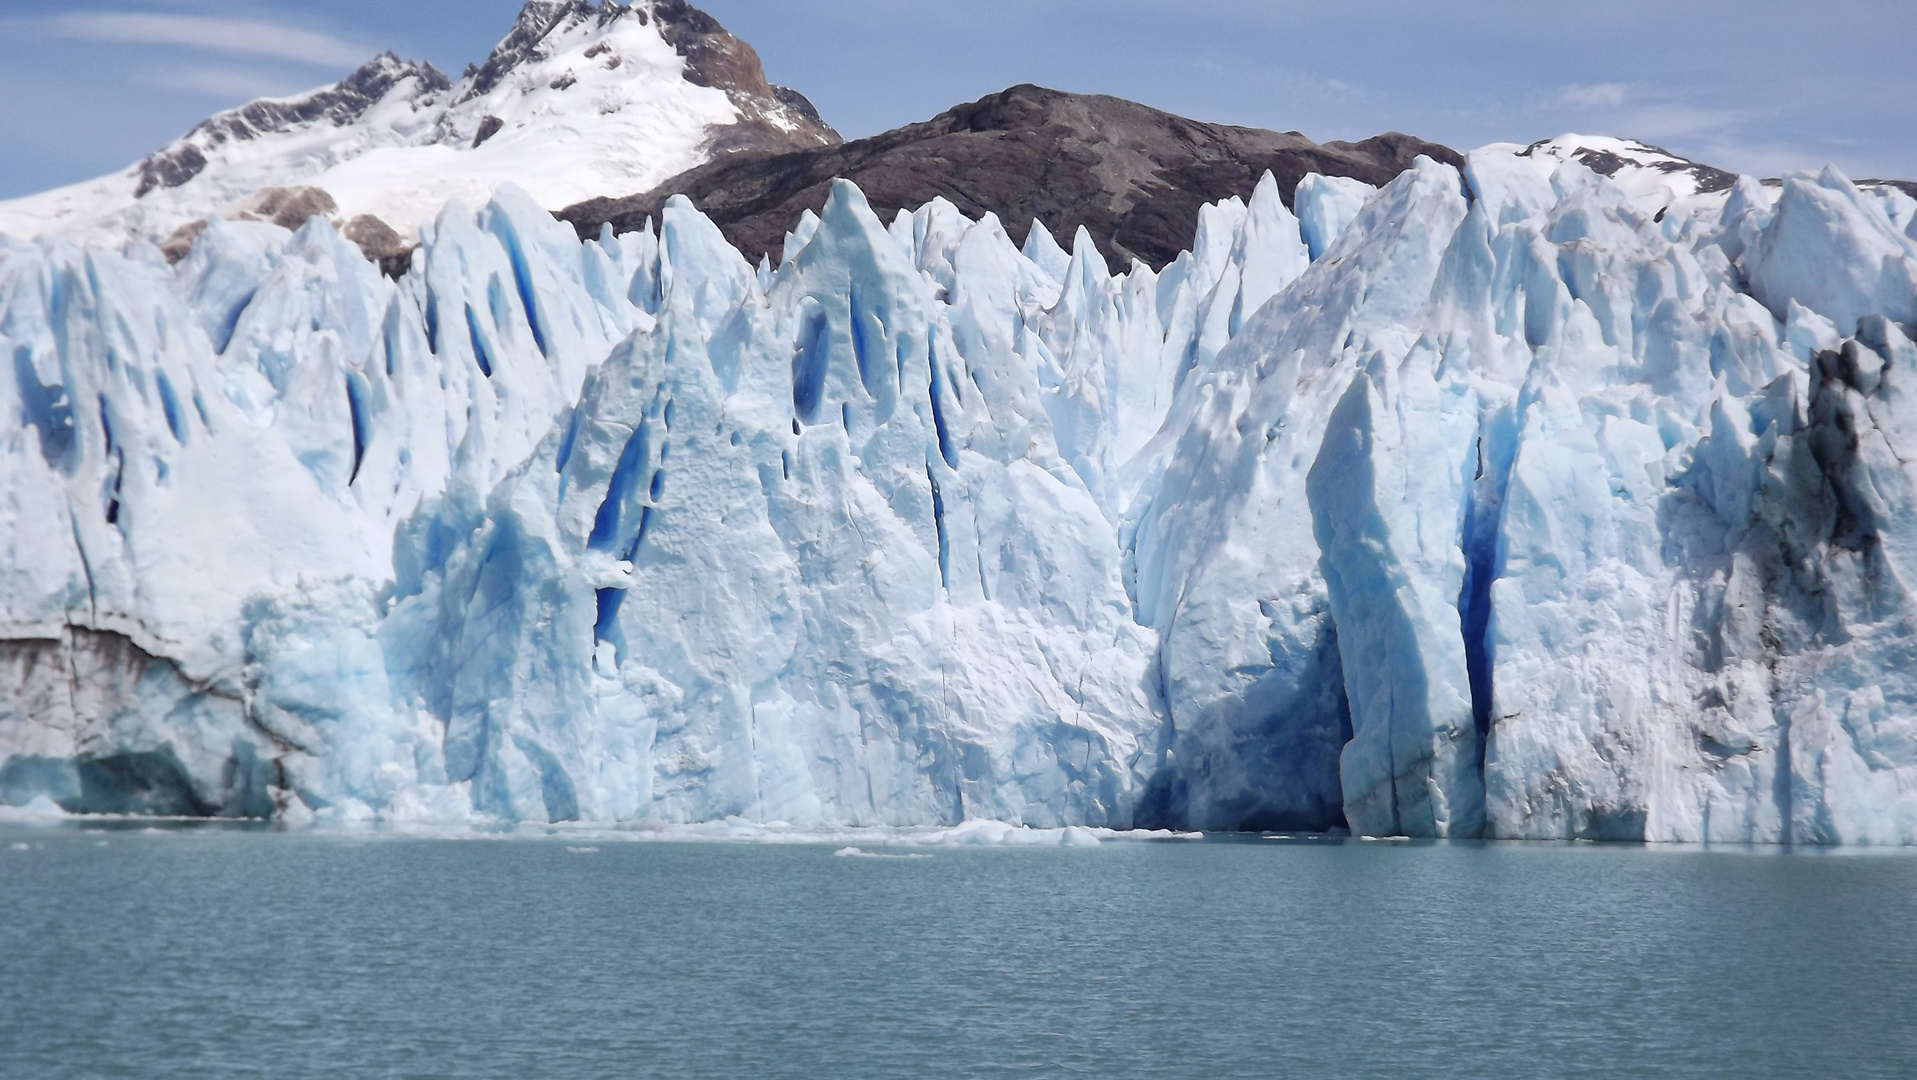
[5,154,1917,843]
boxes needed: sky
[1,0,1913,200]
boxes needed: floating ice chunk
[916,820,1106,846]
[834,846,932,859]
[0,795,68,823]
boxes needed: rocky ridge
[561,83,1463,272]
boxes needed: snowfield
[0,1,832,254]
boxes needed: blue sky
[2,0,1913,200]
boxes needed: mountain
[0,1,835,259]
[1497,134,1917,220]
[1500,134,1740,205]
[559,83,1463,272]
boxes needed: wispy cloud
[1669,136,1830,180]
[1192,52,1366,106]
[1613,103,1756,143]
[132,63,315,101]
[1554,82,1630,110]
[1529,80,1807,173]
[34,12,368,67]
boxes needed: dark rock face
[558,83,1462,271]
[654,0,761,92]
[158,220,208,264]
[648,0,840,154]
[160,198,412,276]
[137,145,208,198]
[459,0,599,100]
[340,215,415,278]
[1863,179,1917,200]
[770,85,830,134]
[234,186,339,230]
[473,115,506,147]
[0,629,276,818]
[135,54,452,197]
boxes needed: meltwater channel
[3,827,1914,1078]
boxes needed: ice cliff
[5,147,1917,842]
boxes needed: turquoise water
[2,827,1914,1078]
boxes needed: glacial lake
[3,826,1914,1078]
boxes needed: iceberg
[5,140,1917,843]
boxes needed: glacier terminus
[5,5,1917,845]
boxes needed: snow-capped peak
[132,53,453,200]
[0,1,836,255]
[1476,134,1739,214]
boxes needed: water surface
[2,827,1913,1078]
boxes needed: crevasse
[5,151,1917,843]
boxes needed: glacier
[5,143,1917,842]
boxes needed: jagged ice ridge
[5,148,1917,842]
